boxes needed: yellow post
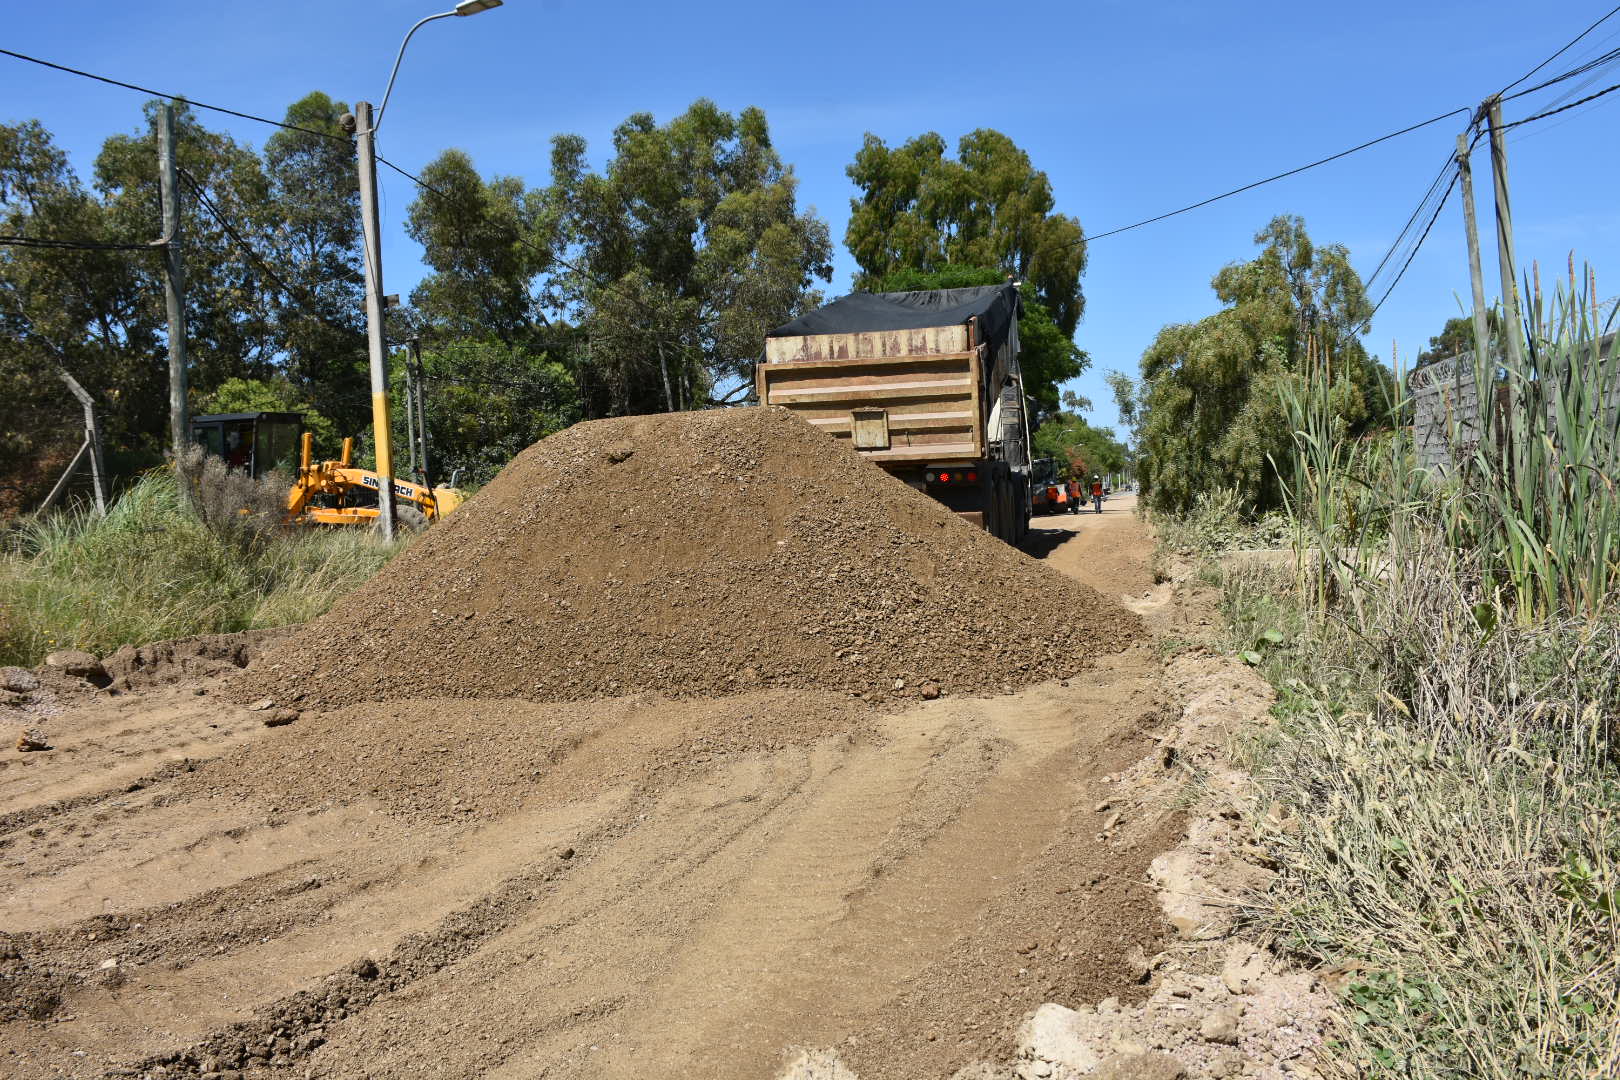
[372,390,393,477]
[300,430,313,471]
[340,437,354,467]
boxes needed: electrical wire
[1322,10,1620,333]
[1508,78,1620,145]
[1081,106,1471,244]
[1502,45,1620,104]
[1359,146,1459,297]
[179,168,363,341]
[4,25,1612,354]
[1497,78,1620,131]
[1360,168,1461,331]
[0,47,346,143]
[1498,4,1620,95]
[0,233,154,251]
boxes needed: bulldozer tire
[383,506,430,533]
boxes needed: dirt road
[2,496,1182,1080]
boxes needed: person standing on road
[1090,475,1104,514]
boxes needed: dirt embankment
[232,407,1138,712]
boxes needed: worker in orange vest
[1090,475,1105,514]
[1065,477,1083,514]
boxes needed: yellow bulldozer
[190,412,464,530]
[287,431,463,529]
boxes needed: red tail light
[939,472,951,483]
[967,471,978,482]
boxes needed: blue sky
[5,0,1619,436]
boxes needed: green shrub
[1154,486,1290,555]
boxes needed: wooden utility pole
[157,104,189,460]
[410,337,430,486]
[1456,132,1492,366]
[354,100,397,540]
[402,348,417,478]
[1486,97,1524,369]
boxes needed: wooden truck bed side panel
[764,325,970,363]
[758,344,985,464]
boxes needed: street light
[374,0,504,132]
[352,0,502,539]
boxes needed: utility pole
[402,347,417,478]
[157,104,188,460]
[1456,132,1492,368]
[410,337,430,486]
[1485,97,1524,369]
[354,100,397,540]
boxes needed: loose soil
[4,466,1188,1079]
[232,408,1139,711]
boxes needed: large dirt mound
[235,407,1138,711]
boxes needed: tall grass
[1235,278,1620,1077]
[0,470,401,666]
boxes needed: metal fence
[1410,332,1619,474]
[1410,352,1490,473]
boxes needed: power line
[1352,78,1615,330]
[1360,147,1459,297]
[1361,168,1461,331]
[0,46,344,143]
[1081,16,1619,250]
[1502,46,1620,107]
[5,23,1610,358]
[1347,13,1620,331]
[1498,4,1620,95]
[179,168,362,341]
[0,233,154,252]
[1083,106,1472,243]
[1497,77,1620,131]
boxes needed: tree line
[2,94,1093,506]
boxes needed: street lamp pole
[352,0,502,540]
[353,99,396,538]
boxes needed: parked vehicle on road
[761,283,1033,544]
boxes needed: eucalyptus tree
[1137,215,1393,513]
[262,92,367,433]
[547,99,832,416]
[845,129,1086,339]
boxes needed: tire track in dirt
[3,494,1175,1080]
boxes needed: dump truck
[760,282,1033,544]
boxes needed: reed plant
[1235,274,1620,1077]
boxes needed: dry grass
[1221,554,1618,1078]
[172,442,290,551]
[1182,284,1620,1077]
